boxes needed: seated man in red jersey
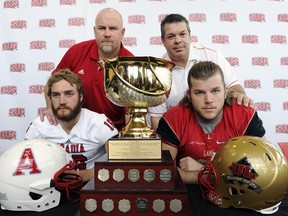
[156,61,266,184]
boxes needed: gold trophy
[80,57,190,216]
[100,56,175,160]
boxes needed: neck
[99,51,119,61]
[172,56,189,68]
[194,110,223,134]
[59,112,81,135]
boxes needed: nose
[204,93,213,103]
[59,94,66,104]
[174,35,182,43]
[103,28,111,37]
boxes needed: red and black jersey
[157,102,265,164]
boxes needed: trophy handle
[147,63,170,98]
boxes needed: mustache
[56,106,71,110]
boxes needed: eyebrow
[51,90,74,94]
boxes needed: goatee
[100,44,113,53]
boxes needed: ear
[80,94,84,102]
[186,90,191,101]
[122,27,125,37]
[224,88,228,99]
[93,26,96,38]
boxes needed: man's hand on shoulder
[227,84,255,109]
[40,108,59,125]
[234,92,255,109]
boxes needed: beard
[100,42,114,54]
[52,101,82,122]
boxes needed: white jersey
[25,108,118,169]
[148,42,239,118]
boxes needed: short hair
[47,69,85,97]
[160,14,191,38]
[187,61,225,89]
[179,61,234,108]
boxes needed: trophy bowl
[101,56,175,138]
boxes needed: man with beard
[41,7,133,131]
[25,69,118,182]
[156,61,265,184]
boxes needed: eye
[51,93,59,98]
[109,27,117,31]
[98,26,105,31]
[166,35,175,40]
[180,32,187,37]
[65,91,74,97]
[212,89,220,94]
[195,91,204,96]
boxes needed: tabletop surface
[1,183,287,216]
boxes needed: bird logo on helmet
[0,139,82,212]
[198,136,288,214]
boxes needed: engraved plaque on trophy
[108,138,162,160]
[94,151,175,188]
[100,56,175,160]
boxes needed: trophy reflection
[101,56,175,139]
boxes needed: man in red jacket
[42,8,133,131]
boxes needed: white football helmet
[199,136,288,214]
[0,139,82,212]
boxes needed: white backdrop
[0,0,287,155]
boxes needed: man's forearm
[177,167,200,184]
[228,84,245,94]
[79,169,94,183]
[44,83,52,108]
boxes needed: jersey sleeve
[148,102,168,118]
[87,113,119,144]
[156,106,187,147]
[197,42,240,88]
[214,47,240,88]
[52,46,74,74]
[25,119,43,140]
[157,117,180,147]
[244,112,266,137]
[228,102,265,137]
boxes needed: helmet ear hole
[29,192,43,200]
[228,187,238,196]
[239,189,246,195]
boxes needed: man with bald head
[42,8,134,131]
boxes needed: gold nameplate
[108,138,162,160]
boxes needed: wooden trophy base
[80,150,192,216]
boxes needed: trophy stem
[120,107,156,138]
